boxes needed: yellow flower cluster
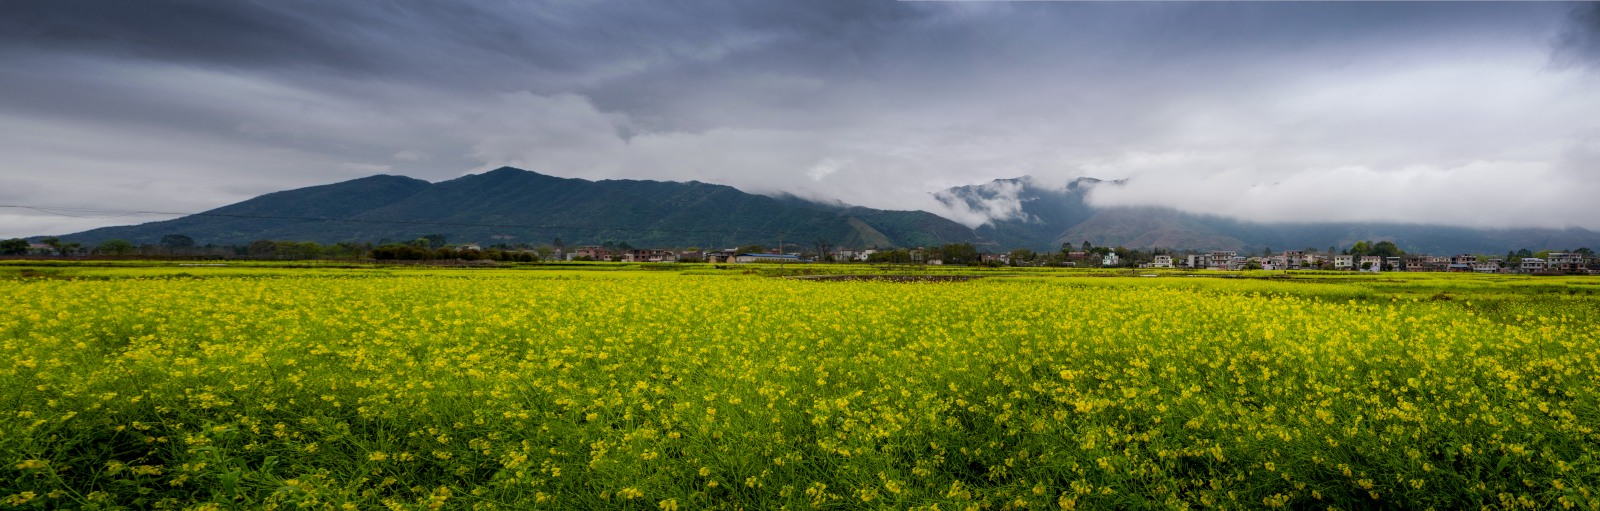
[1,267,1596,509]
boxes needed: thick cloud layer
[2,1,1596,238]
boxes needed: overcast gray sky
[3,1,1599,238]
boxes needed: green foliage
[1008,248,1036,265]
[54,168,973,250]
[865,249,912,264]
[1348,240,1404,259]
[158,234,195,249]
[96,239,134,256]
[1372,240,1404,257]
[421,234,448,249]
[937,242,979,265]
[0,238,27,255]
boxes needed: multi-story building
[1300,253,1323,267]
[1262,255,1288,270]
[1186,251,1239,270]
[1333,255,1354,270]
[1405,255,1449,272]
[1358,255,1383,272]
[1547,253,1585,272]
[621,249,678,262]
[574,246,615,261]
[1279,251,1305,269]
[1520,257,1547,273]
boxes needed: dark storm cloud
[1,1,1596,238]
[1555,3,1600,67]
[0,0,928,91]
[1,2,397,72]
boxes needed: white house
[1150,255,1173,268]
[1102,252,1120,267]
[1334,255,1354,270]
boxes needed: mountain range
[937,176,1600,255]
[57,167,972,250]
[53,167,1600,255]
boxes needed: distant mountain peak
[56,167,978,249]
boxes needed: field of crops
[2,263,1598,510]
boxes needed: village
[7,236,1594,274]
[551,244,1598,274]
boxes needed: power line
[5,205,148,220]
[0,204,751,236]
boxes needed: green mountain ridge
[56,167,978,249]
[52,168,1600,255]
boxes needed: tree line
[0,234,549,262]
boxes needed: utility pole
[777,230,784,265]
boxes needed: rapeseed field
[2,265,1597,509]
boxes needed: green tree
[277,241,323,260]
[938,243,979,265]
[1371,241,1404,258]
[812,239,833,262]
[159,234,196,249]
[0,238,28,255]
[1349,241,1372,257]
[866,249,911,264]
[372,244,428,260]
[422,234,448,249]
[736,245,768,254]
[331,242,370,259]
[97,239,135,256]
[248,240,279,257]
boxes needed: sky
[2,0,1599,238]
